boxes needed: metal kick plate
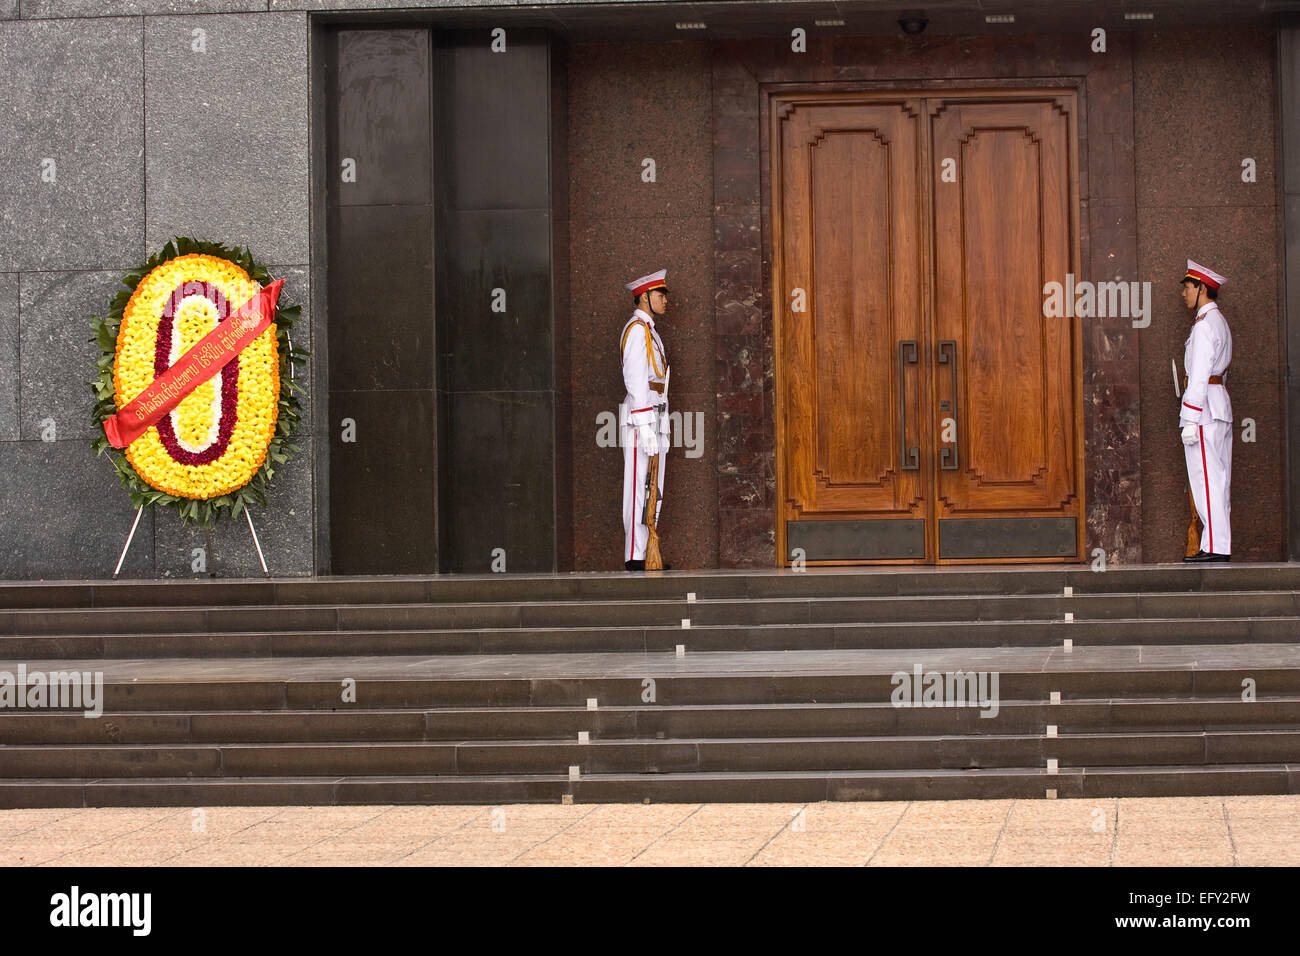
[787,520,925,561]
[939,518,1077,559]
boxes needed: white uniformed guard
[1180,259,1233,561]
[620,269,671,570]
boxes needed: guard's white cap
[625,269,669,297]
[1184,259,1226,290]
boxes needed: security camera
[898,11,929,34]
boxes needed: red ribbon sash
[103,279,284,450]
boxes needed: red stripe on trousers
[629,442,637,560]
[1200,426,1213,553]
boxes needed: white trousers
[622,425,666,562]
[1184,420,1232,555]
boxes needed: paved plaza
[2,795,1297,867]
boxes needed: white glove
[637,423,660,456]
[1181,424,1199,446]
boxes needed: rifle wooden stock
[643,451,663,571]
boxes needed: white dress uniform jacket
[620,309,670,563]
[1181,301,1233,555]
[1180,303,1233,427]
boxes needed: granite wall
[566,41,719,571]
[0,9,315,579]
[1285,21,1300,560]
[0,2,1289,579]
[1135,30,1284,563]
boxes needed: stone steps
[1,566,1297,806]
[2,616,1297,658]
[5,698,1300,744]
[4,564,1299,608]
[3,729,1299,779]
[4,590,1297,637]
[2,764,1293,808]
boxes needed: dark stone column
[433,31,561,573]
[1281,19,1300,559]
[325,28,437,574]
[713,43,771,567]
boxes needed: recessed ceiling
[317,0,1300,40]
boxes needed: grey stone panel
[269,264,312,430]
[437,33,550,212]
[152,437,316,578]
[443,389,554,573]
[19,271,122,441]
[269,0,662,8]
[270,0,523,9]
[438,209,554,392]
[144,14,309,265]
[332,27,432,208]
[0,0,16,19]
[0,441,155,580]
[0,19,144,272]
[329,389,437,574]
[0,274,17,440]
[327,204,434,393]
[1281,23,1300,197]
[22,0,265,17]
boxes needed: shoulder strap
[621,319,666,378]
[620,319,647,355]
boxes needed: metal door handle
[898,340,919,470]
[938,340,958,469]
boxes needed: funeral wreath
[89,238,307,527]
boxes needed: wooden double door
[773,91,1083,565]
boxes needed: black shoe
[625,559,645,572]
[1184,551,1231,562]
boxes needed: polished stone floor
[2,795,1297,866]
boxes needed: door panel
[774,91,1082,565]
[778,100,927,529]
[931,100,1079,521]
